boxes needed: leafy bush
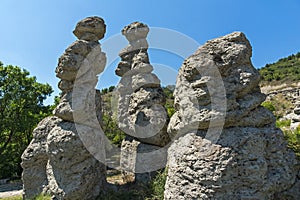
[102,114,125,147]
[276,119,291,128]
[261,94,293,119]
[284,127,300,159]
[259,52,300,85]
[0,63,53,179]
[261,101,276,112]
[146,168,168,200]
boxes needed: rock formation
[285,100,300,130]
[115,22,170,182]
[21,16,107,200]
[164,32,300,199]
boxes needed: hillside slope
[259,52,300,86]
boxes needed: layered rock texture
[21,16,107,200]
[164,32,300,199]
[115,22,170,182]
[286,100,300,130]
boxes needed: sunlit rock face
[164,32,300,200]
[22,16,107,200]
[115,22,170,183]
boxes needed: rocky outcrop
[21,116,60,198]
[21,16,107,200]
[115,22,170,182]
[286,100,300,130]
[164,32,300,199]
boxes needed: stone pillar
[115,22,170,183]
[22,16,108,200]
[164,32,300,199]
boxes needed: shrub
[261,101,276,112]
[276,119,291,128]
[284,127,300,159]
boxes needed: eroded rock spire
[22,16,107,200]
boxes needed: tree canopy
[0,62,53,179]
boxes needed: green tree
[0,63,53,179]
[108,86,115,92]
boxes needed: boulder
[164,32,300,199]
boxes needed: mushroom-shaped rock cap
[73,16,106,41]
[122,22,149,42]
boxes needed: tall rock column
[22,17,108,200]
[164,32,300,199]
[115,22,170,183]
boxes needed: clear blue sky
[1,0,299,104]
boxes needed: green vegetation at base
[284,127,300,159]
[259,52,300,85]
[261,94,293,119]
[262,100,300,159]
[98,168,168,200]
[0,62,53,179]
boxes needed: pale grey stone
[73,16,106,41]
[165,32,300,199]
[45,121,106,200]
[165,128,298,200]
[21,117,61,199]
[116,22,170,147]
[22,16,107,200]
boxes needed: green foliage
[276,119,291,129]
[102,113,125,146]
[101,91,126,147]
[0,63,53,179]
[108,86,115,92]
[101,88,108,94]
[259,52,300,85]
[146,168,168,200]
[261,94,293,119]
[163,86,175,118]
[32,194,52,200]
[98,169,168,200]
[101,86,115,95]
[261,101,276,112]
[284,127,300,159]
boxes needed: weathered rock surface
[120,136,162,183]
[116,22,170,147]
[286,101,300,130]
[45,121,106,200]
[22,16,107,200]
[73,16,106,41]
[21,116,60,198]
[116,22,170,184]
[164,32,300,199]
